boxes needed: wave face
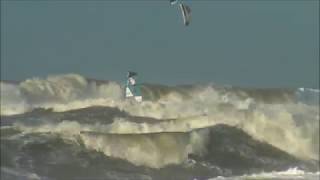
[1,74,319,179]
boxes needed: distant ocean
[1,74,319,180]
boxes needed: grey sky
[1,1,319,88]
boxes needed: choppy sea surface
[1,74,319,180]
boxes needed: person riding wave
[125,71,142,102]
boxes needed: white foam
[1,74,122,116]
[209,168,320,180]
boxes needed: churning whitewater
[1,74,319,180]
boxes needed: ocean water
[1,74,319,180]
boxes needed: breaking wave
[1,74,319,179]
[1,74,122,116]
[1,74,318,116]
[2,121,318,179]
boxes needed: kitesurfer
[125,71,142,102]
